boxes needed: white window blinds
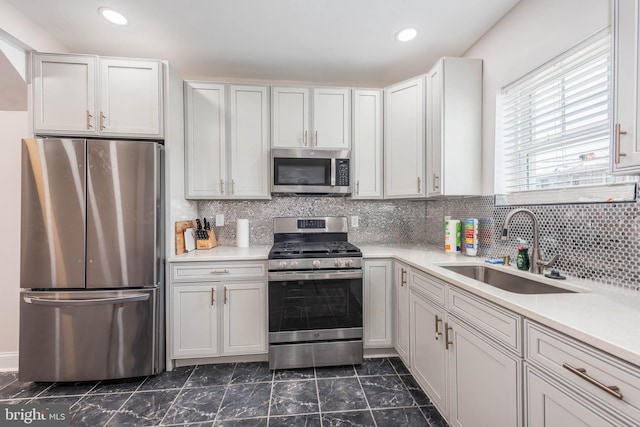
[497,28,616,195]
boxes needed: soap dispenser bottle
[516,245,530,271]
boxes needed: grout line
[313,366,323,427]
[158,365,198,426]
[100,376,149,426]
[212,362,237,425]
[354,362,378,427]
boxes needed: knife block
[196,229,217,250]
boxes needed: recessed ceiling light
[396,27,417,42]
[98,7,128,26]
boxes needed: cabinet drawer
[409,270,446,306]
[526,321,640,423]
[171,262,267,282]
[448,287,522,355]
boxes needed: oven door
[268,270,363,343]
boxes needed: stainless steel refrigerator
[19,138,164,382]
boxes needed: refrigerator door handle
[23,293,150,306]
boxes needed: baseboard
[0,352,18,372]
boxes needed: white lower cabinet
[524,320,640,426]
[410,288,447,413]
[172,284,219,358]
[526,365,624,426]
[394,261,411,366]
[447,317,521,427]
[409,272,523,427]
[363,259,394,348]
[169,261,267,360]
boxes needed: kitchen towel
[236,219,249,247]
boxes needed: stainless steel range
[268,216,363,370]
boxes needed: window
[495,27,636,205]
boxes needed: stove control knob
[334,259,343,268]
[312,260,321,269]
[278,261,287,269]
[290,260,299,269]
[345,259,354,268]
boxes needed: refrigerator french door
[19,138,164,382]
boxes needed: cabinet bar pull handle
[220,179,224,195]
[209,269,230,274]
[433,174,439,191]
[401,268,407,287]
[315,130,318,146]
[562,363,623,400]
[86,111,93,129]
[417,177,421,193]
[304,130,308,146]
[99,112,106,130]
[231,179,235,195]
[224,286,228,304]
[356,180,360,195]
[615,123,628,164]
[435,315,443,340]
[211,288,215,305]
[445,323,453,350]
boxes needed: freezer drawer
[19,288,160,382]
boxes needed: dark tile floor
[0,357,448,426]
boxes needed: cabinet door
[32,54,97,135]
[526,366,622,427]
[447,317,522,427]
[312,87,350,148]
[363,259,393,348]
[426,64,443,197]
[384,77,425,198]
[172,284,218,358]
[410,289,447,417]
[613,0,640,173]
[222,281,267,355]
[352,89,383,199]
[184,82,226,199]
[229,85,271,199]
[99,59,163,137]
[395,262,411,366]
[272,86,309,147]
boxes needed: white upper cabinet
[32,54,96,135]
[272,86,309,148]
[99,59,163,137]
[184,81,270,200]
[32,53,163,138]
[185,82,226,199]
[272,86,350,149]
[384,76,425,198]
[426,57,482,197]
[313,88,350,148]
[229,85,270,199]
[352,89,383,199]
[612,0,640,173]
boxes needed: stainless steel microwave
[271,148,351,195]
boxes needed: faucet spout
[501,208,556,274]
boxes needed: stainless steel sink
[439,265,576,294]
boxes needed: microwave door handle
[330,158,336,187]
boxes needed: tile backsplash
[199,197,429,246]
[198,190,640,290]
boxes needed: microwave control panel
[336,159,350,186]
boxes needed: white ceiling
[5,0,521,87]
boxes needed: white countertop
[169,243,640,367]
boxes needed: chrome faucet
[500,208,559,274]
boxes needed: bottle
[464,218,478,257]
[516,245,530,271]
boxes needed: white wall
[0,0,66,370]
[0,111,26,370]
[463,0,610,194]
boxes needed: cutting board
[175,220,196,255]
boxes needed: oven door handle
[269,271,363,281]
